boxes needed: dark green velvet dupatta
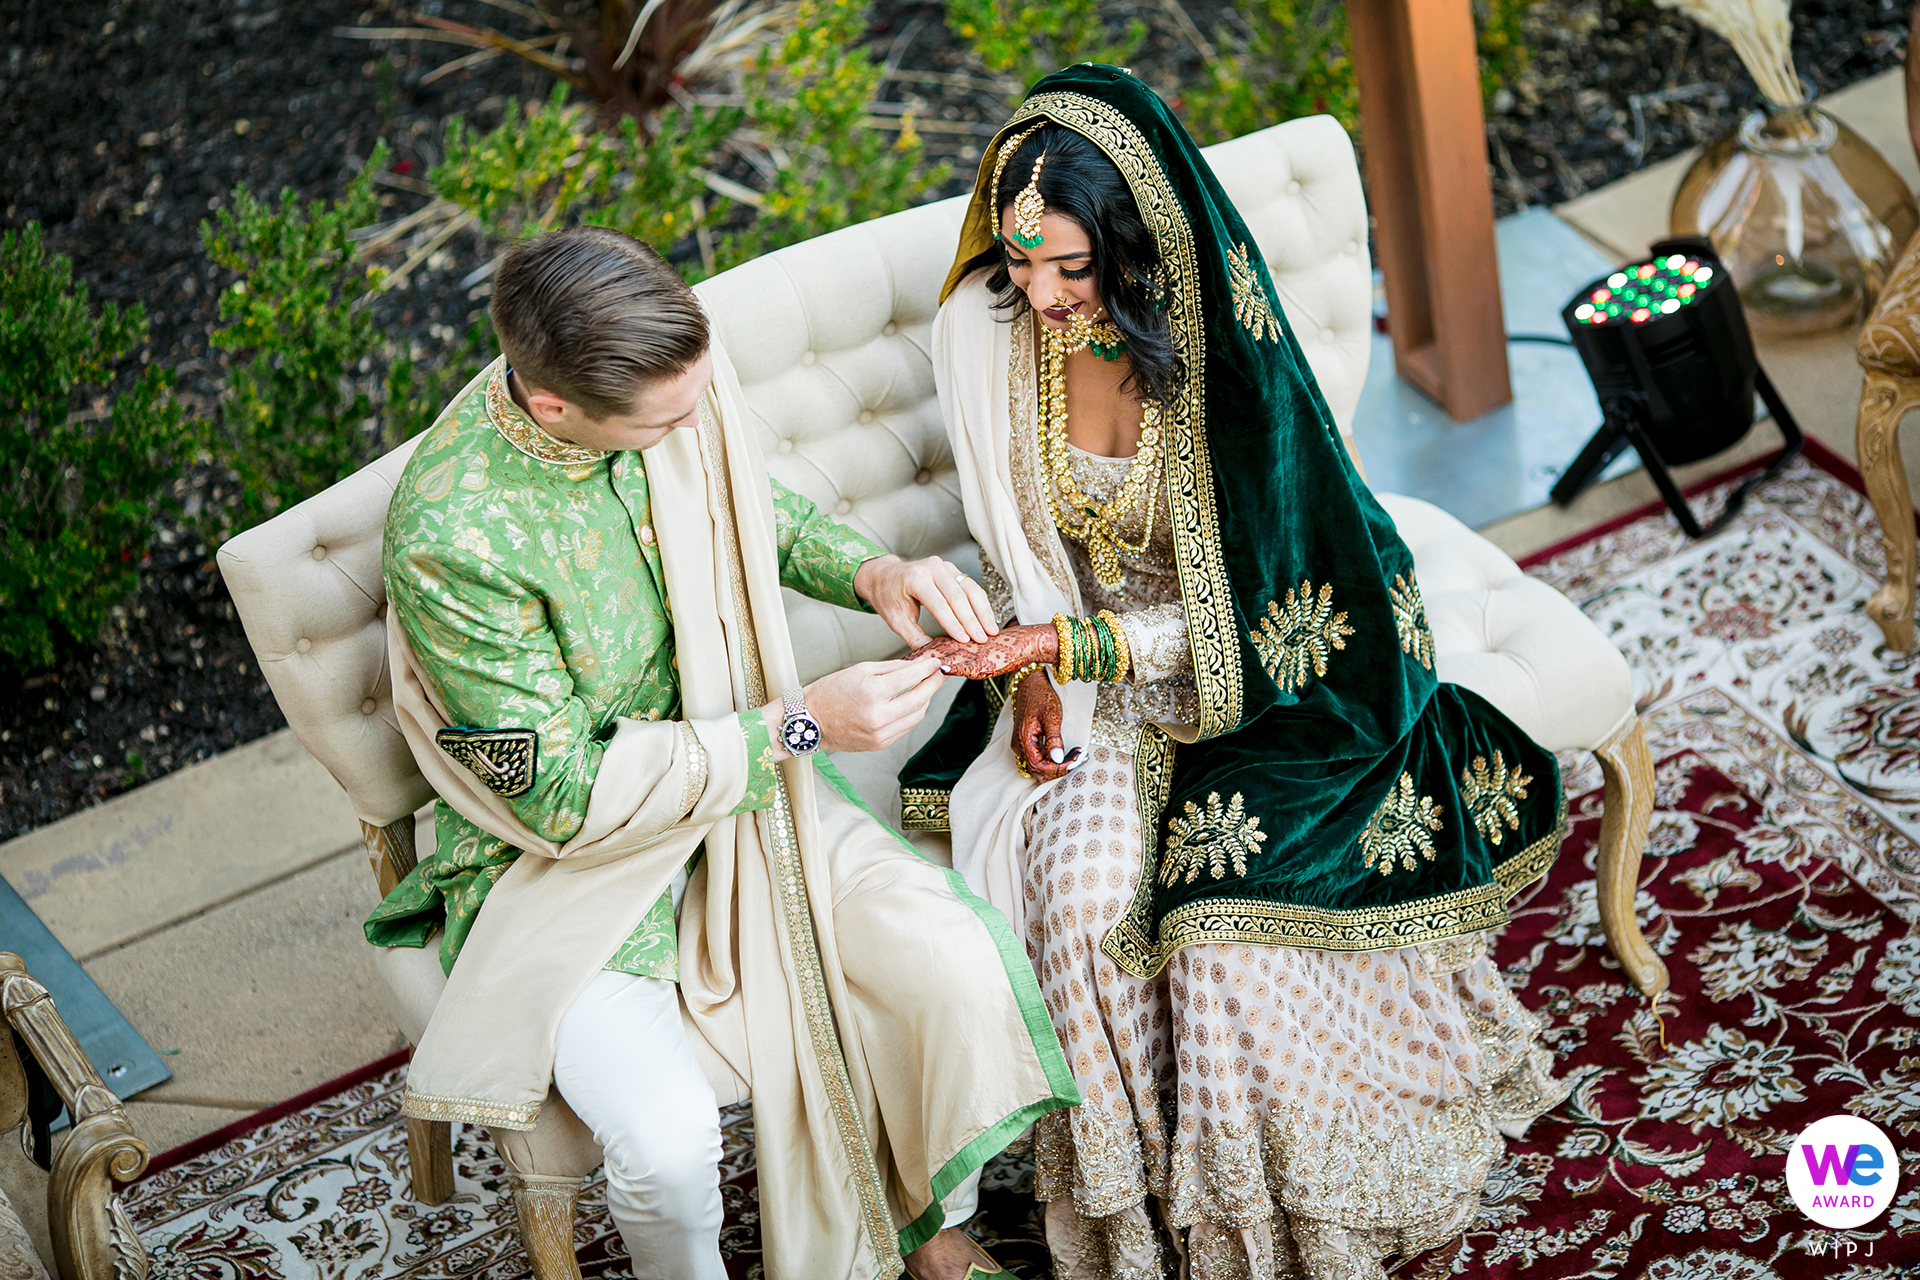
[905,65,1566,978]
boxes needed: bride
[903,65,1573,1278]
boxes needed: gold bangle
[1097,609,1131,682]
[1052,613,1076,683]
[1005,660,1046,709]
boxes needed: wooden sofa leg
[1593,716,1668,998]
[406,1118,455,1204]
[1857,368,1920,655]
[511,1173,586,1280]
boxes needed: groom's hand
[854,554,999,649]
[796,655,948,753]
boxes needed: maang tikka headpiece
[989,124,1047,249]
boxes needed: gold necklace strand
[1040,325,1162,588]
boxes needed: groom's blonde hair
[491,227,709,420]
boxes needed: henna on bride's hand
[909,629,1045,680]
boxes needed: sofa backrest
[219,113,1372,827]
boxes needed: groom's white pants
[554,968,983,1278]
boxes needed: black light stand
[1548,236,1803,538]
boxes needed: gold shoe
[903,1233,1004,1280]
[961,1237,1005,1278]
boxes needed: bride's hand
[908,624,1059,680]
[1013,672,1080,781]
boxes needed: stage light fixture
[1548,236,1803,537]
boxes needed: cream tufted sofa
[217,113,1659,1280]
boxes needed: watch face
[781,715,821,754]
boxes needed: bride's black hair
[959,122,1183,405]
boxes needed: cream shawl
[391,341,913,1279]
[933,272,1112,935]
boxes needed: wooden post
[1347,0,1513,421]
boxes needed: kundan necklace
[1040,322,1162,588]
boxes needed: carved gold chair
[1855,233,1920,655]
[0,954,148,1280]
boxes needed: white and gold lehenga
[1013,432,1568,1278]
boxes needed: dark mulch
[0,0,1911,840]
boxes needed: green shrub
[432,83,742,267]
[201,143,393,529]
[1182,0,1536,145]
[433,4,940,281]
[1180,0,1358,146]
[719,0,948,268]
[1476,0,1536,98]
[945,0,1144,102]
[0,224,204,670]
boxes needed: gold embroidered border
[401,1088,541,1130]
[900,786,951,832]
[1103,779,1567,978]
[695,408,901,1273]
[1000,93,1241,739]
[484,361,612,466]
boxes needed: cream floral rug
[124,445,1920,1278]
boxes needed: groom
[367,226,1073,1279]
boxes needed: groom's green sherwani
[365,359,886,977]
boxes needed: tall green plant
[945,0,1144,102]
[431,83,742,265]
[1181,0,1357,145]
[720,0,947,268]
[202,143,392,529]
[0,225,203,669]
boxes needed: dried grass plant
[1654,0,1804,106]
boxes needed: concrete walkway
[3,65,1917,1264]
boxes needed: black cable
[1508,333,1575,347]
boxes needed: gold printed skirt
[1021,745,1569,1280]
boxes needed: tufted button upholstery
[219,437,431,827]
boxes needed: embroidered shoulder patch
[1227,243,1283,343]
[436,727,538,798]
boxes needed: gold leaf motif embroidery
[1159,790,1267,886]
[1462,750,1532,846]
[1390,574,1435,669]
[435,727,538,798]
[1359,771,1443,875]
[1250,579,1355,695]
[1227,243,1282,343]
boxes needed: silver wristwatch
[779,688,822,755]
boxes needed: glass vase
[1670,88,1919,337]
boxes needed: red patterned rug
[124,444,1920,1278]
